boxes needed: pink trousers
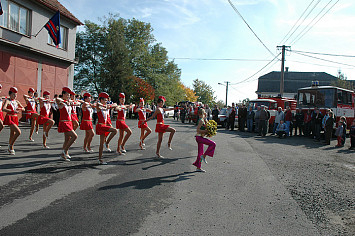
[193,136,216,169]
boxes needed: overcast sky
[60,0,355,105]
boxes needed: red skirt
[38,115,51,125]
[4,115,19,126]
[138,121,148,129]
[58,121,73,133]
[96,123,111,136]
[0,112,4,121]
[116,120,128,130]
[155,123,170,133]
[71,114,79,122]
[26,112,37,120]
[80,120,93,130]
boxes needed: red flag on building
[44,11,61,47]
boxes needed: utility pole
[277,45,290,97]
[218,81,230,106]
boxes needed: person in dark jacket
[294,109,304,136]
[349,119,355,150]
[212,105,219,123]
[323,110,334,145]
[313,108,323,141]
[246,106,255,132]
[258,106,268,137]
[303,109,312,137]
[229,103,236,131]
[238,104,247,132]
[284,106,292,136]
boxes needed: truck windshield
[251,101,277,110]
[298,88,336,108]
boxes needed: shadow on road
[26,163,100,174]
[98,171,195,191]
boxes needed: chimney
[285,67,289,72]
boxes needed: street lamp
[218,81,230,106]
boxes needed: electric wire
[227,0,276,57]
[292,51,355,68]
[284,0,322,44]
[171,58,273,61]
[289,49,355,58]
[289,60,354,70]
[279,0,316,45]
[291,0,340,45]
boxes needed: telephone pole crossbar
[277,45,291,97]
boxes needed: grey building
[0,0,82,101]
[256,68,345,98]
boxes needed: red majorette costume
[38,91,51,125]
[0,84,4,121]
[96,92,112,136]
[58,87,74,133]
[4,87,19,126]
[116,93,129,130]
[155,96,170,133]
[26,87,37,120]
[138,98,148,129]
[80,93,93,130]
[71,100,79,122]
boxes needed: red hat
[10,87,18,93]
[83,93,91,97]
[62,87,75,95]
[158,96,166,102]
[119,93,125,99]
[139,98,144,103]
[98,92,109,99]
[43,91,50,96]
[28,87,35,93]
[0,84,2,89]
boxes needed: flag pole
[33,26,45,37]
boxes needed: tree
[129,76,155,103]
[180,83,198,102]
[331,70,354,91]
[193,79,216,106]
[212,100,225,108]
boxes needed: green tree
[331,70,354,91]
[193,79,216,106]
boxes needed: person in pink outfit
[193,108,216,172]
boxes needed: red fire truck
[297,86,355,126]
[249,96,297,132]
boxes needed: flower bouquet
[206,120,218,137]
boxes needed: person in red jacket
[284,106,293,136]
[135,98,152,150]
[3,87,25,155]
[37,91,55,149]
[0,84,4,135]
[96,92,118,164]
[80,93,95,153]
[115,93,132,155]
[56,87,77,161]
[70,93,80,131]
[24,88,39,142]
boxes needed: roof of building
[256,71,339,94]
[32,0,83,25]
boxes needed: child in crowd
[276,120,288,138]
[349,120,355,150]
[335,120,345,147]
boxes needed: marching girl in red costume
[115,93,132,155]
[3,87,25,155]
[145,96,176,158]
[23,88,39,142]
[37,91,55,149]
[0,84,4,136]
[135,98,152,150]
[80,93,95,153]
[96,92,118,164]
[56,87,78,161]
[70,93,80,131]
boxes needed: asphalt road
[0,119,354,235]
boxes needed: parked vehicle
[217,108,238,128]
[164,107,175,118]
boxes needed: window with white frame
[0,0,31,36]
[48,25,68,50]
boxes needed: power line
[279,0,316,45]
[284,0,322,44]
[171,57,273,61]
[291,0,340,45]
[227,0,276,57]
[289,49,355,58]
[231,52,281,85]
[292,51,355,68]
[289,60,355,70]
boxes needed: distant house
[0,0,83,102]
[256,68,345,98]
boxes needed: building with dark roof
[0,0,83,103]
[255,68,355,98]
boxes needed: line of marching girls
[0,85,218,172]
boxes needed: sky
[60,0,355,105]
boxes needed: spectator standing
[225,106,231,130]
[238,104,247,132]
[205,105,212,121]
[180,103,187,123]
[229,103,236,131]
[294,109,304,136]
[273,107,284,135]
[258,106,268,137]
[323,110,334,145]
[212,105,219,123]
[254,106,261,133]
[276,120,288,138]
[284,106,292,136]
[92,100,98,125]
[246,106,255,132]
[173,102,179,120]
[349,120,355,150]
[303,110,312,137]
[51,94,59,126]
[335,120,345,147]
[313,109,323,141]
